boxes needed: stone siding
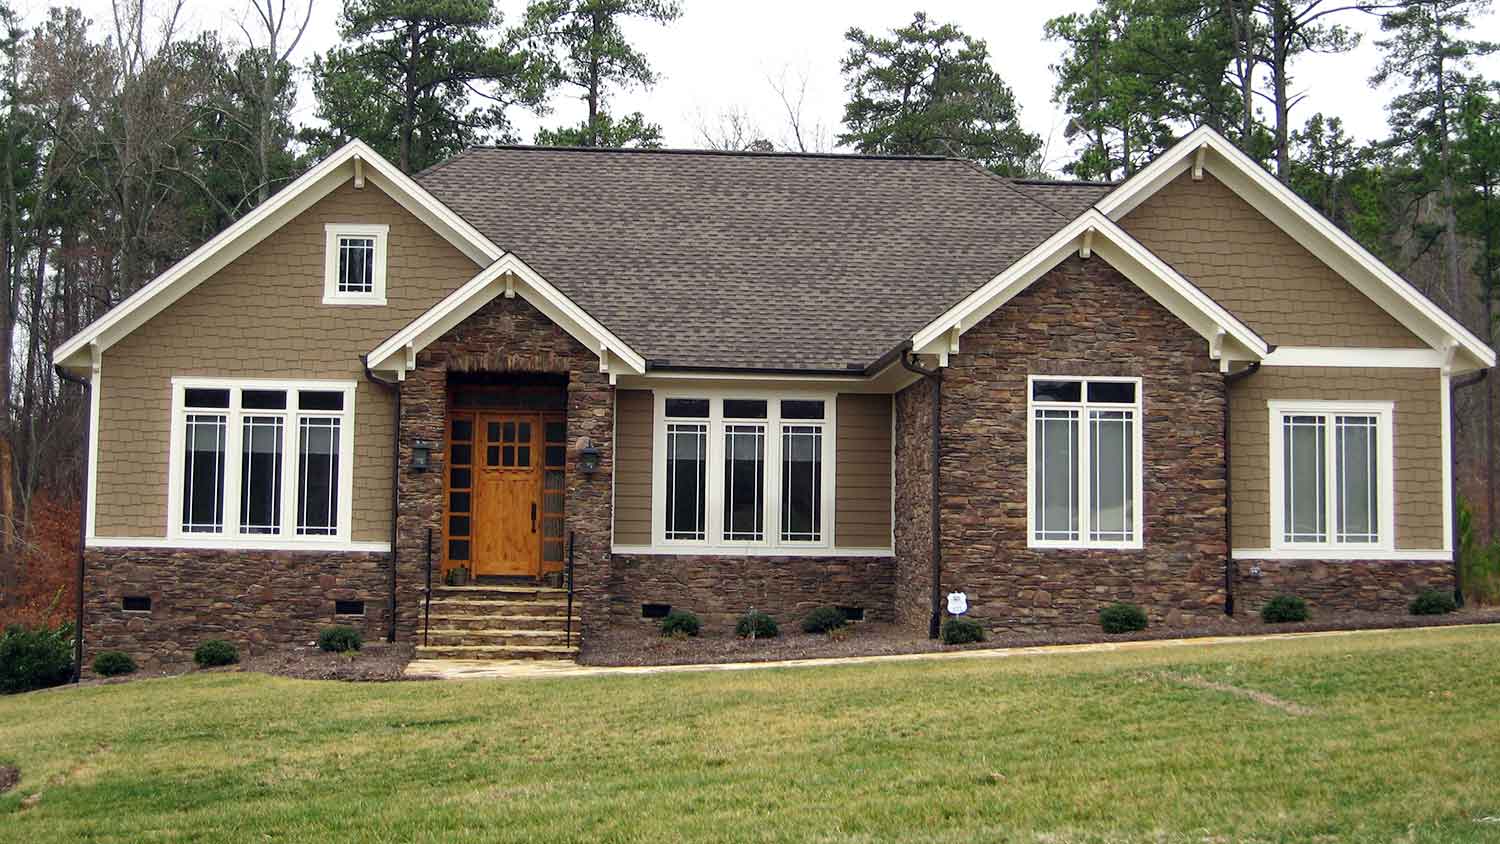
[892,379,935,631]
[1233,559,1454,616]
[607,553,894,632]
[937,254,1230,630]
[82,547,388,669]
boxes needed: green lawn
[4,627,1500,843]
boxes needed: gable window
[1269,401,1393,551]
[655,393,833,550]
[169,380,355,545]
[1027,377,1143,549]
[323,224,388,305]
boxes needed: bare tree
[692,104,772,151]
[238,0,312,203]
[768,67,831,153]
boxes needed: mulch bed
[237,641,414,681]
[0,765,19,794]
[579,608,1500,667]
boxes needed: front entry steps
[416,584,580,660]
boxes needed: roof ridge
[956,160,1072,222]
[459,144,962,163]
[1011,177,1119,188]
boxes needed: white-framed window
[1269,400,1395,551]
[1027,376,1144,549]
[653,392,835,551]
[167,379,356,545]
[323,223,388,305]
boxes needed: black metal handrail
[423,527,433,647]
[564,531,576,649]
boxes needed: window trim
[1026,375,1145,551]
[323,223,389,305]
[649,389,837,554]
[166,378,357,548]
[1268,400,1395,553]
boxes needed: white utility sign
[946,592,969,615]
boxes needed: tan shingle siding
[613,390,654,545]
[835,393,893,548]
[1229,366,1443,550]
[1121,171,1424,349]
[95,181,482,540]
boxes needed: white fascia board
[367,253,647,377]
[1261,347,1449,368]
[911,210,1268,360]
[1098,126,1495,372]
[53,140,501,371]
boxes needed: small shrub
[91,651,136,677]
[1260,594,1308,623]
[735,610,779,639]
[801,606,847,634]
[318,625,362,653]
[941,617,985,645]
[1409,588,1458,616]
[1099,602,1148,634]
[193,639,239,668]
[658,610,701,638]
[0,622,74,694]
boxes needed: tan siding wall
[1121,171,1424,348]
[96,181,482,540]
[835,393,893,548]
[613,390,654,545]
[1229,366,1444,550]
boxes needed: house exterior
[53,127,1494,665]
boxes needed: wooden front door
[472,413,542,577]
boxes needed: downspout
[1221,361,1261,616]
[1452,368,1489,607]
[900,346,943,639]
[362,356,401,642]
[54,364,90,683]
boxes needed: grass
[3,626,1500,843]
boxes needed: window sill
[88,536,390,553]
[1234,547,1443,561]
[322,295,387,306]
[1028,541,1144,552]
[612,544,894,558]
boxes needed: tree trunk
[1271,0,1291,181]
[400,20,419,172]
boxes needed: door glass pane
[297,417,340,536]
[780,425,822,541]
[518,421,531,442]
[517,445,531,467]
[1089,410,1134,542]
[1336,415,1378,543]
[451,418,473,442]
[723,424,765,541]
[545,420,566,443]
[240,416,283,534]
[182,413,227,533]
[487,421,501,442]
[1283,415,1327,543]
[1033,409,1079,541]
[665,423,707,540]
[503,421,516,442]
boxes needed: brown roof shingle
[417,147,1101,371]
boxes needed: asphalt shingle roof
[417,147,1108,371]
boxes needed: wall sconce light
[577,437,600,475]
[411,440,438,472]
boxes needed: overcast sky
[38,0,1500,173]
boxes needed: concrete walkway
[402,622,1494,681]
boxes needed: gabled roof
[1098,126,1495,372]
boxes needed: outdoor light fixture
[411,440,438,472]
[578,437,601,475]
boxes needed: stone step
[414,643,579,661]
[426,598,569,616]
[423,628,578,648]
[430,585,567,601]
[425,613,580,631]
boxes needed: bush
[941,617,985,645]
[0,622,74,694]
[318,625,362,653]
[1099,602,1148,634]
[800,606,847,634]
[1260,594,1309,623]
[658,610,701,638]
[91,651,137,677]
[735,610,779,639]
[193,639,239,668]
[1409,588,1458,616]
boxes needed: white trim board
[908,209,1270,367]
[610,545,894,559]
[1232,548,1450,562]
[54,139,502,371]
[1097,126,1495,373]
[1260,347,1449,368]
[88,536,391,554]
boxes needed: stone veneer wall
[936,255,1230,630]
[1232,559,1454,616]
[396,290,615,639]
[83,548,388,668]
[892,379,935,631]
[607,553,894,632]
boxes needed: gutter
[1221,361,1261,616]
[362,356,401,642]
[1452,368,1489,607]
[53,364,90,683]
[899,345,943,639]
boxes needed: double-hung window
[1269,401,1394,551]
[1028,377,1143,549]
[170,380,356,545]
[323,224,388,305]
[657,394,832,550]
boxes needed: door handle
[531,502,537,533]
